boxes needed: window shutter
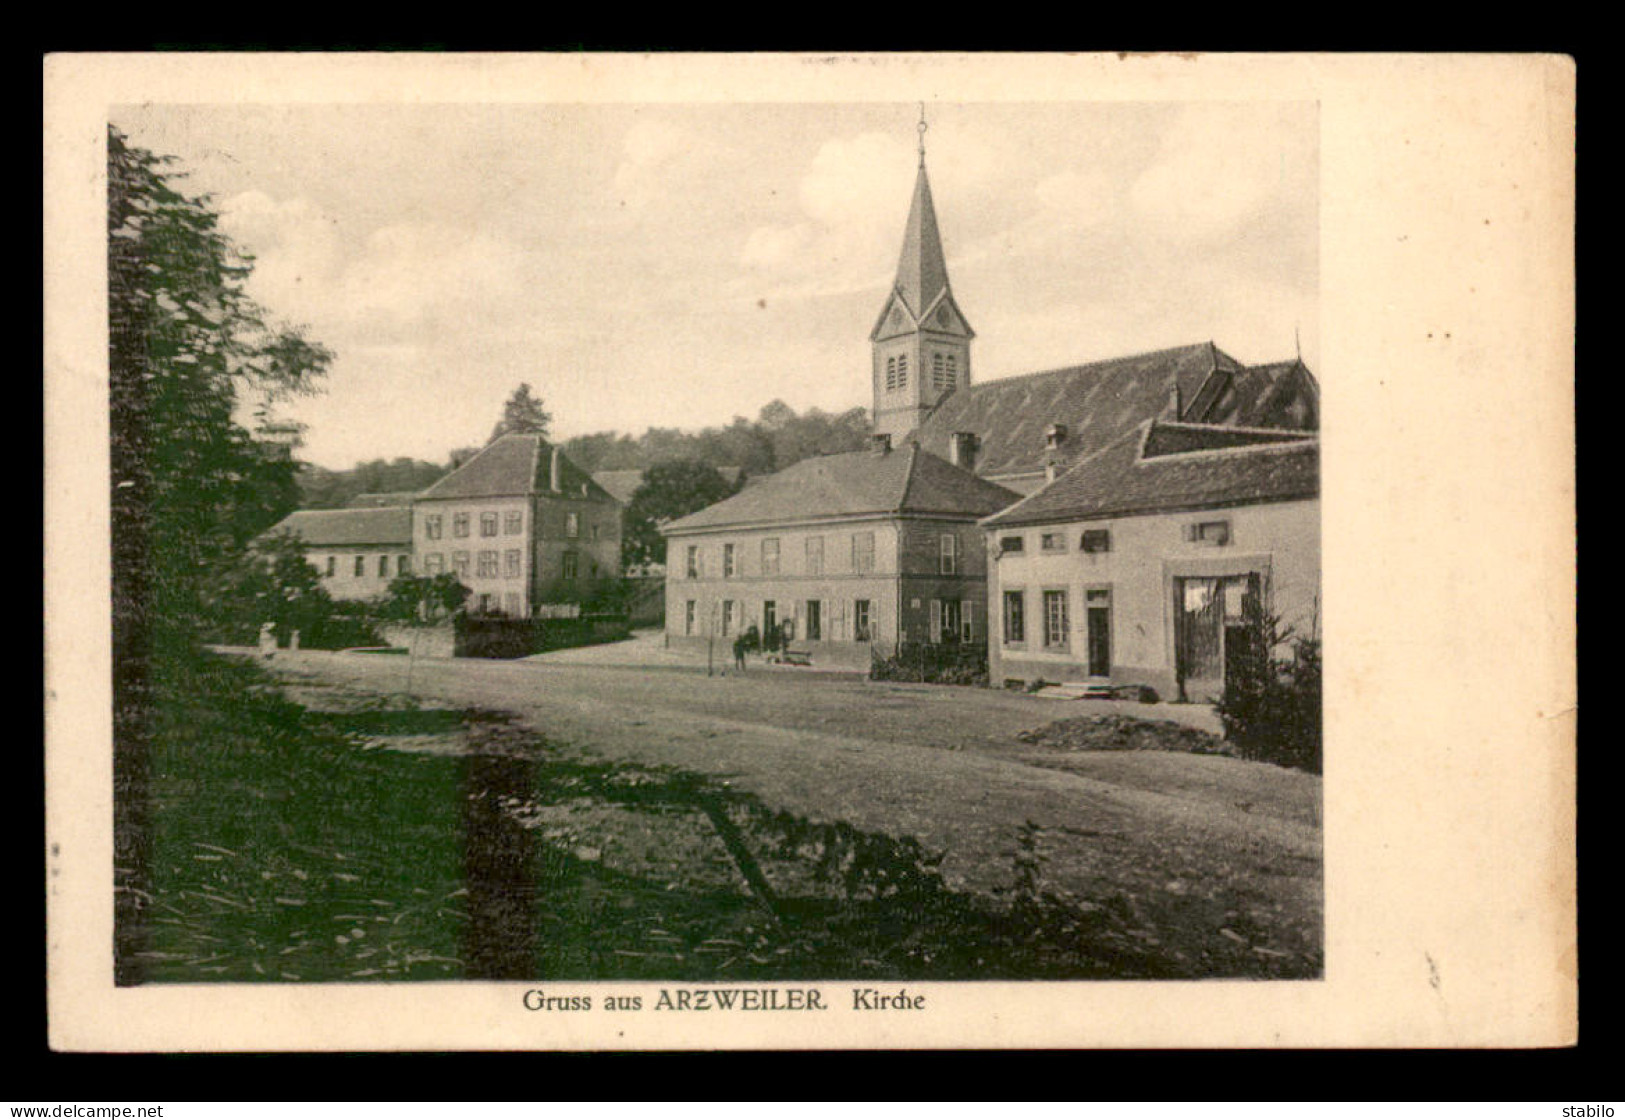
[929,599,942,640]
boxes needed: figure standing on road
[732,633,747,673]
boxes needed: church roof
[263,507,413,547]
[984,420,1318,527]
[417,433,616,504]
[915,342,1247,482]
[662,444,1019,534]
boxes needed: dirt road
[264,649,1322,974]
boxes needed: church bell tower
[870,109,974,442]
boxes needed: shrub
[870,641,989,687]
[1214,600,1321,772]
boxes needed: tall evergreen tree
[488,382,552,443]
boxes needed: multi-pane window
[425,514,443,540]
[424,553,444,575]
[325,556,336,577]
[354,555,366,577]
[377,555,389,578]
[566,512,580,538]
[1043,590,1069,648]
[477,551,498,577]
[1081,529,1112,554]
[851,531,875,573]
[761,538,780,575]
[854,599,872,642]
[1040,532,1066,552]
[504,510,523,535]
[453,513,470,538]
[561,551,579,580]
[397,555,411,576]
[763,601,778,639]
[721,600,735,635]
[1003,590,1025,645]
[805,536,824,575]
[723,543,736,578]
[685,600,696,636]
[452,551,470,578]
[480,512,498,537]
[804,600,822,641]
[999,535,1025,554]
[686,545,700,579]
[939,533,959,575]
[505,549,521,578]
[478,593,496,615]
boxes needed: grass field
[115,651,1321,983]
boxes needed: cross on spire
[918,102,928,167]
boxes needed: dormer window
[1045,424,1068,450]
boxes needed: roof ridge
[960,342,1217,393]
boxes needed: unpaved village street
[259,647,1323,976]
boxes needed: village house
[660,440,1017,667]
[412,432,622,618]
[659,124,1320,682]
[982,419,1319,699]
[266,433,621,618]
[264,506,414,600]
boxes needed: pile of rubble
[1014,713,1228,756]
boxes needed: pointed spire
[892,109,950,318]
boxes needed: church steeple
[871,106,974,442]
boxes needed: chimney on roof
[1044,423,1067,484]
[549,445,562,492]
[872,433,892,455]
[949,431,978,472]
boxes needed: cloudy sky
[113,101,1318,470]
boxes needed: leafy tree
[622,459,737,571]
[489,382,552,443]
[380,573,472,622]
[109,125,333,660]
[199,530,334,645]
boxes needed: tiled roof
[263,507,413,547]
[1141,421,1315,458]
[663,444,1019,533]
[1188,359,1320,429]
[417,434,616,504]
[915,343,1243,481]
[984,420,1319,527]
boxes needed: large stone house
[661,130,1320,691]
[413,433,621,618]
[661,441,1017,667]
[265,433,621,618]
[982,420,1319,699]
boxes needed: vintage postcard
[44,52,1576,1050]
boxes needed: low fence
[870,641,990,687]
[455,613,632,660]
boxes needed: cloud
[735,131,918,299]
[1129,103,1312,241]
[611,118,698,211]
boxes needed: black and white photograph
[45,53,1574,1051]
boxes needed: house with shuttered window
[661,440,1017,668]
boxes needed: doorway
[1174,573,1260,701]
